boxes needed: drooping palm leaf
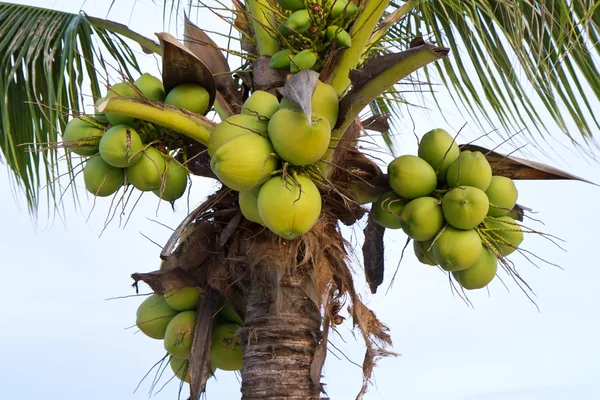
[0,2,157,213]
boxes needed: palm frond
[0,2,156,213]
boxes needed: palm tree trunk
[240,263,322,399]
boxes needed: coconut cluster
[62,74,206,202]
[373,128,524,290]
[135,288,245,382]
[210,81,339,240]
[270,0,358,72]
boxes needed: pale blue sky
[1,1,600,399]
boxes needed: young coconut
[62,117,104,156]
[83,155,124,197]
[268,109,331,165]
[210,133,279,192]
[417,128,459,180]
[207,114,268,157]
[134,73,166,101]
[484,216,524,256]
[269,49,294,70]
[164,83,210,115]
[290,49,318,73]
[372,191,408,229]
[280,81,339,130]
[126,146,167,191]
[257,174,322,240]
[388,155,437,199]
[98,125,143,168]
[400,197,444,241]
[442,186,490,230]
[485,176,518,217]
[239,186,264,225]
[277,0,305,11]
[432,226,483,271]
[278,9,311,36]
[164,310,197,359]
[330,0,358,18]
[104,82,141,126]
[211,323,244,371]
[413,239,437,266]
[135,294,179,340]
[452,247,498,290]
[164,287,202,311]
[241,91,280,119]
[217,303,244,325]
[153,159,189,202]
[446,150,493,190]
[170,357,191,383]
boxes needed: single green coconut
[135,294,179,340]
[290,49,318,73]
[211,323,244,371]
[485,176,518,217]
[326,26,352,48]
[239,186,264,225]
[388,155,438,199]
[153,159,188,201]
[98,125,143,168]
[417,128,459,180]
[347,183,379,205]
[164,310,197,359]
[269,49,294,70]
[442,186,490,230]
[432,226,482,271]
[134,73,166,101]
[278,9,311,36]
[210,133,278,192]
[452,247,498,290]
[62,117,104,156]
[241,90,280,119]
[268,109,331,165]
[277,0,305,11]
[331,0,358,18]
[279,80,339,129]
[126,146,166,191]
[207,114,268,157]
[484,216,524,256]
[257,175,322,240]
[105,82,141,126]
[217,302,244,325]
[372,191,408,229]
[164,287,203,311]
[413,239,437,266]
[170,357,190,383]
[400,197,444,241]
[446,150,493,191]
[164,83,210,115]
[83,155,124,197]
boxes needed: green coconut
[268,109,331,165]
[452,247,498,290]
[126,146,166,191]
[400,197,444,241]
[83,155,124,197]
[98,125,143,168]
[279,80,339,129]
[211,323,244,371]
[164,83,210,115]
[257,175,322,240]
[372,191,408,229]
[486,176,518,217]
[135,294,179,340]
[164,287,202,311]
[242,90,280,119]
[347,183,379,205]
[269,49,294,70]
[207,114,268,157]
[278,9,311,36]
[164,310,197,359]
[105,82,141,126]
[210,133,278,192]
[326,26,352,48]
[62,117,104,156]
[277,0,305,11]
[413,239,437,266]
[388,155,438,199]
[217,303,244,325]
[442,186,490,230]
[170,357,190,383]
[239,186,264,225]
[290,49,318,73]
[446,150,493,190]
[432,226,482,271]
[134,73,166,101]
[331,0,358,18]
[484,216,524,256]
[153,159,188,201]
[417,128,459,180]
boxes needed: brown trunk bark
[240,264,322,400]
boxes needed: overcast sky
[1,1,600,399]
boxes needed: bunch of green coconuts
[373,128,524,290]
[135,288,245,382]
[61,74,208,202]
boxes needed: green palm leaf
[0,2,157,213]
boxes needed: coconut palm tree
[1,1,599,399]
